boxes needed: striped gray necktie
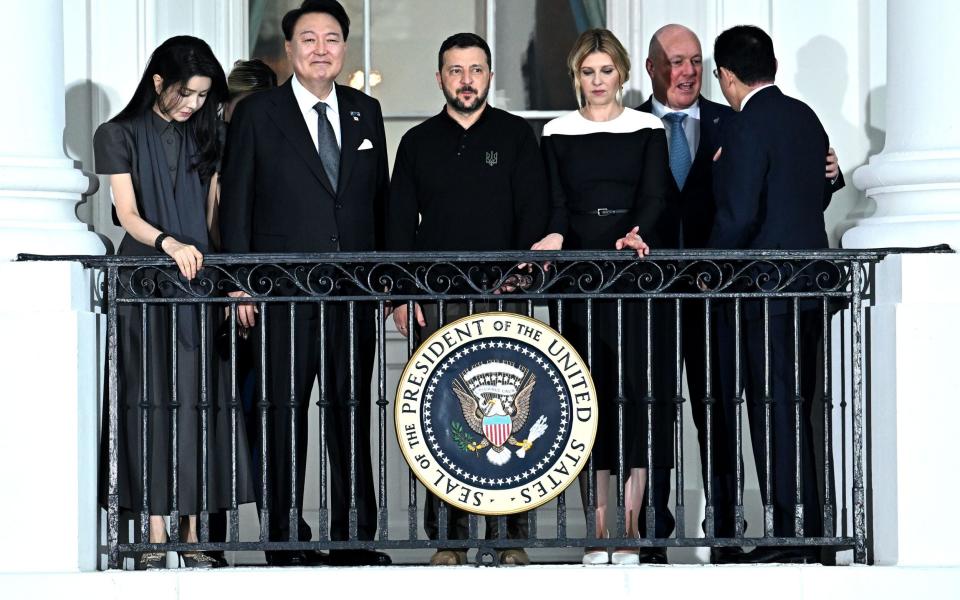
[313,101,339,191]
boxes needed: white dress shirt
[650,95,700,158]
[291,74,342,150]
[740,83,776,111]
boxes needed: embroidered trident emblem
[485,151,498,167]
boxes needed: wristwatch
[154,232,170,252]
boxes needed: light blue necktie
[663,112,692,190]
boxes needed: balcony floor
[3,564,959,600]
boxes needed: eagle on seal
[452,360,536,466]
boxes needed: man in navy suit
[219,0,390,567]
[630,24,842,564]
[709,24,836,563]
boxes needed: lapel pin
[713,117,720,124]
[350,111,361,122]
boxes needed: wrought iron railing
[23,248,949,568]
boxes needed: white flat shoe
[610,550,640,565]
[582,549,610,565]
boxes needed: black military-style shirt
[386,105,548,252]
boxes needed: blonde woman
[531,28,676,565]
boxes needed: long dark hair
[113,35,228,179]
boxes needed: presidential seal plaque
[395,312,597,515]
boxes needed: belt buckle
[596,208,610,217]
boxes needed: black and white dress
[541,108,677,472]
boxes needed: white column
[838,0,960,568]
[0,0,106,260]
[0,0,102,573]
[866,253,960,566]
[843,0,960,249]
[0,261,100,573]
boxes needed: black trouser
[714,306,823,538]
[638,299,737,539]
[255,302,378,542]
[417,301,529,544]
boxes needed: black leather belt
[571,208,631,217]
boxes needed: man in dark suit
[219,0,390,567]
[634,25,733,564]
[709,24,836,563]
[632,24,843,564]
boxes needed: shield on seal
[482,414,512,448]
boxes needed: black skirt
[99,237,256,515]
[555,296,677,472]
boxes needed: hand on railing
[530,233,564,252]
[393,302,425,337]
[160,236,203,280]
[614,226,650,257]
[525,232,564,271]
[493,273,534,294]
[229,290,257,328]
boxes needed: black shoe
[327,549,392,566]
[300,550,331,566]
[136,551,166,570]
[738,546,821,564]
[637,548,668,564]
[206,551,229,568]
[180,551,218,569]
[709,546,745,564]
[265,550,329,567]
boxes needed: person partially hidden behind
[224,58,278,123]
[207,56,278,569]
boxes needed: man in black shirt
[386,32,548,566]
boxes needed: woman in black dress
[94,36,254,569]
[531,29,674,565]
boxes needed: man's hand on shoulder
[825,147,840,182]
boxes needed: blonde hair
[567,28,630,108]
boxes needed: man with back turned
[709,24,835,564]
[626,24,844,564]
